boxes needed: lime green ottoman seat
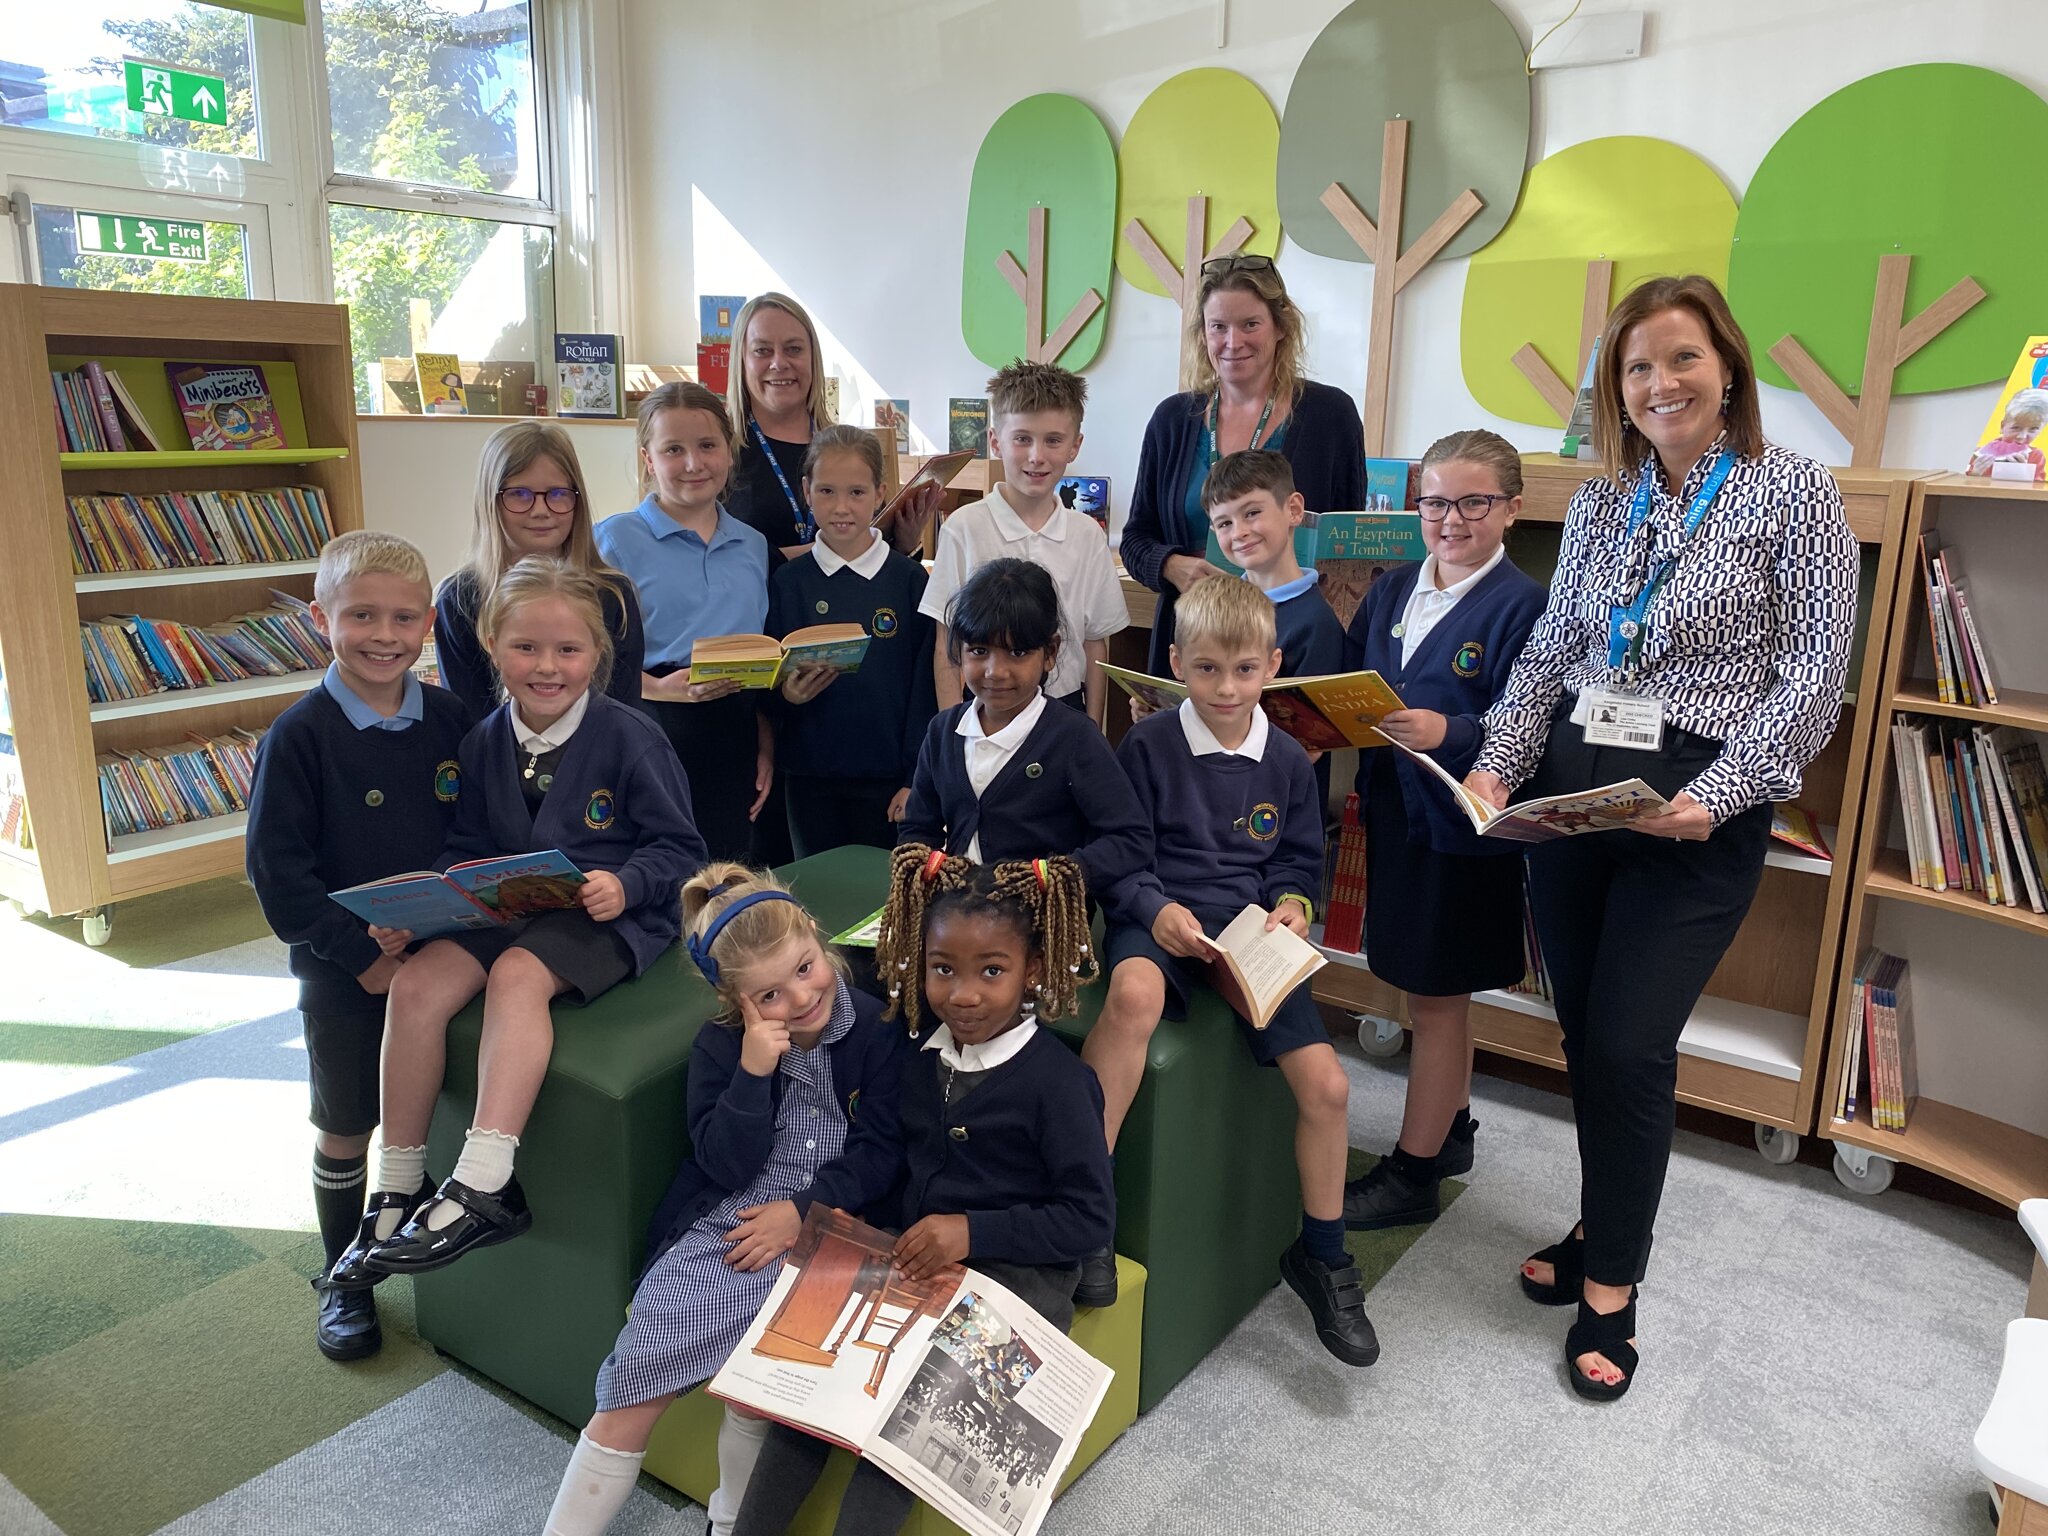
[639,1255,1145,1532]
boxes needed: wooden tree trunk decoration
[996,206,1106,366]
[1319,119,1484,456]
[1767,253,1986,467]
[1123,193,1255,377]
[1509,259,1614,423]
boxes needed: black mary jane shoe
[324,1176,435,1291]
[363,1174,532,1277]
[1278,1239,1380,1368]
[314,1277,382,1361]
[1518,1227,1586,1306]
[1565,1287,1640,1403]
[1074,1245,1119,1309]
[1342,1152,1442,1232]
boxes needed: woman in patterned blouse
[1464,274,1858,1402]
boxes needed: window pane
[1,3,258,160]
[322,0,540,201]
[33,203,253,300]
[329,203,554,413]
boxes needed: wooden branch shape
[1320,118,1484,456]
[1511,259,1615,424]
[1122,193,1256,356]
[1767,252,1987,467]
[997,205,1105,366]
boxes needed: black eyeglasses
[1201,253,1276,278]
[499,487,581,515]
[1415,494,1510,522]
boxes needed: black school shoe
[1075,1246,1119,1308]
[314,1277,382,1361]
[1341,1151,1442,1231]
[1278,1239,1380,1367]
[1436,1108,1478,1178]
[364,1174,532,1277]
[324,1175,436,1291]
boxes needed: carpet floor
[0,883,2033,1534]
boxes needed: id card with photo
[1575,688,1664,751]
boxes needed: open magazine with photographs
[708,1206,1114,1536]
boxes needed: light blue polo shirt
[595,496,770,669]
[322,662,423,731]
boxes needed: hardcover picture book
[695,342,731,396]
[413,351,467,415]
[948,397,989,456]
[874,450,975,533]
[1056,475,1109,527]
[164,363,287,451]
[709,1206,1113,1536]
[700,295,745,345]
[329,850,587,939]
[1199,904,1327,1030]
[1098,664,1406,751]
[1393,739,1671,843]
[1965,337,2048,482]
[1313,512,1425,564]
[875,399,911,454]
[1363,458,1420,511]
[556,333,624,418]
[688,624,871,688]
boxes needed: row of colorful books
[1890,717,2048,913]
[1320,794,1368,954]
[1917,531,2001,707]
[51,361,287,453]
[50,362,163,452]
[67,485,336,575]
[1836,948,1916,1131]
[97,728,264,843]
[80,595,330,704]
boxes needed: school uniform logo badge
[433,760,461,802]
[1454,641,1484,678]
[1247,803,1280,841]
[872,607,899,637]
[584,788,617,830]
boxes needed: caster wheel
[81,908,113,948]
[1753,1124,1801,1165]
[1355,1014,1406,1057]
[1832,1145,1895,1196]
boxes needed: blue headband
[687,890,803,986]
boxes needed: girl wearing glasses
[436,421,647,720]
[1339,430,1544,1236]
[1120,255,1365,674]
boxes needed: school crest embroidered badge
[585,789,617,830]
[434,760,461,802]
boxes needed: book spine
[1955,736,1989,898]
[1987,733,2046,913]
[1950,582,1999,705]
[1971,729,2017,907]
[1928,738,1961,889]
[82,362,130,452]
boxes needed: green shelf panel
[57,448,350,469]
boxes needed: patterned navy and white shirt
[1473,440,1859,825]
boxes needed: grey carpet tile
[0,1473,65,1536]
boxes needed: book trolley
[0,288,362,944]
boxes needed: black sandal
[324,1176,435,1291]
[363,1174,531,1276]
[1565,1287,1640,1403]
[1518,1228,1584,1306]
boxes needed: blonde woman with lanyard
[1120,255,1364,674]
[1464,275,1857,1402]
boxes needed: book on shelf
[687,625,871,688]
[1198,903,1328,1030]
[1055,475,1108,528]
[79,592,330,704]
[1769,804,1832,862]
[1845,949,1917,1132]
[1559,338,1602,460]
[329,850,587,939]
[1890,716,2047,912]
[97,727,263,844]
[164,363,287,450]
[1965,337,2048,482]
[66,484,335,575]
[414,351,468,415]
[875,398,910,454]
[1363,458,1420,511]
[1510,862,1551,1001]
[556,333,624,418]
[708,1205,1112,1536]
[1917,531,2001,706]
[699,295,745,345]
[1097,663,1406,752]
[49,364,162,453]
[1320,793,1366,954]
[948,397,989,456]
[1392,737,1672,843]
[0,731,32,854]
[694,343,730,396]
[101,369,164,450]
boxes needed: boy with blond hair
[246,530,472,1362]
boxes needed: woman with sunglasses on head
[436,422,647,719]
[1120,255,1364,674]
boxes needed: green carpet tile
[20,876,271,970]
[0,1021,204,1068]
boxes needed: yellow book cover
[1966,337,2048,482]
[414,352,469,415]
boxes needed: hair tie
[686,890,801,987]
[1032,858,1049,892]
[921,849,948,884]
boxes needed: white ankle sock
[707,1408,772,1535]
[372,1144,427,1239]
[543,1431,644,1536]
[424,1127,518,1231]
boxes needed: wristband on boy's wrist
[1277,893,1313,921]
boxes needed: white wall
[617,0,2047,528]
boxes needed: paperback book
[1098,663,1406,752]
[1890,715,2047,913]
[1559,339,1602,460]
[329,850,587,939]
[97,727,263,843]
[948,397,989,456]
[1320,794,1367,955]
[556,333,624,418]
[66,484,334,574]
[1392,738,1672,843]
[1056,475,1109,528]
[875,399,911,454]
[700,295,745,345]
[1916,530,2000,707]
[1769,804,1832,862]
[80,594,331,703]
[164,363,287,451]
[830,905,885,948]
[874,451,975,535]
[688,625,871,688]
[1965,337,2048,482]
[1198,903,1327,1030]
[414,352,468,415]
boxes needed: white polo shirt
[1397,545,1505,668]
[955,691,1048,863]
[919,487,1129,699]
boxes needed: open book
[709,1207,1113,1536]
[1198,904,1327,1029]
[831,904,886,948]
[329,850,586,937]
[689,625,871,688]
[1098,663,1405,751]
[874,450,976,533]
[1392,740,1670,843]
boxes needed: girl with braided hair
[731,843,1114,1536]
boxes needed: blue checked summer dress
[593,984,855,1410]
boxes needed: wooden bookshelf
[0,288,362,930]
[1820,475,2048,1206]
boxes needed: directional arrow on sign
[114,224,127,252]
[192,85,219,121]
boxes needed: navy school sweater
[246,682,473,1015]
[898,1028,1115,1267]
[766,545,937,784]
[1107,706,1323,930]
[441,693,708,973]
[895,700,1152,901]
[640,980,910,1280]
[433,567,647,723]
[1344,557,1547,856]
[1274,580,1346,680]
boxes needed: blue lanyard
[748,417,815,543]
[1606,448,1734,671]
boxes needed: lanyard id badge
[1578,688,1664,751]
[1605,448,1734,673]
[749,417,816,543]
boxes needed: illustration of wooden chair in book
[847,1272,951,1398]
[752,1229,877,1368]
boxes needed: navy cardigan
[895,700,1152,900]
[434,568,647,722]
[640,983,909,1279]
[1345,558,1546,856]
[1121,381,1366,671]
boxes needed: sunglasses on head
[1201,253,1277,279]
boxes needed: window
[32,198,257,299]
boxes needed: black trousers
[1523,705,1771,1287]
[785,773,898,860]
[645,691,757,863]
